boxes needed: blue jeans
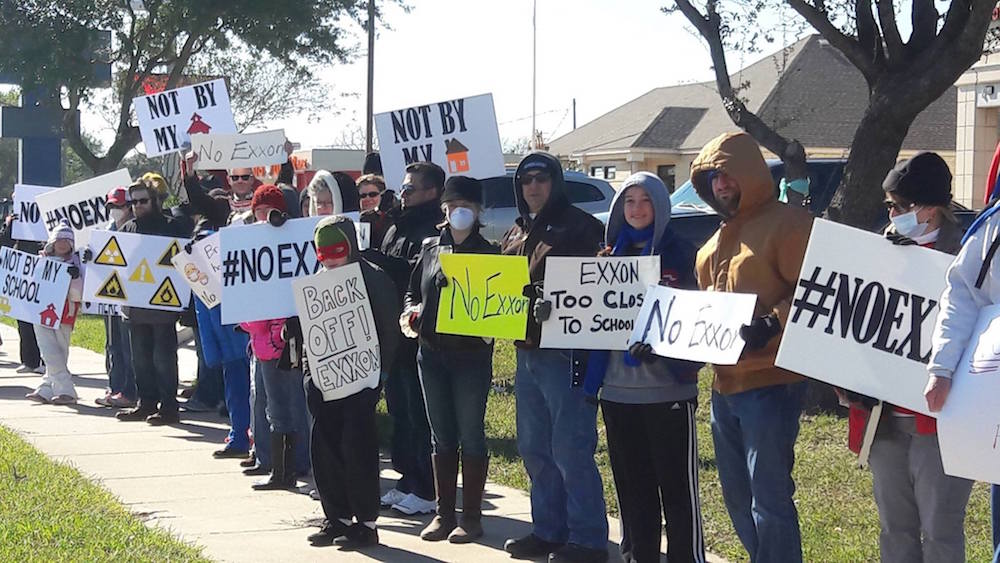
[105,315,135,400]
[711,382,807,563]
[417,346,492,457]
[251,359,310,473]
[222,357,251,450]
[515,347,608,549]
[385,357,434,499]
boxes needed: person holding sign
[24,221,83,405]
[304,216,400,549]
[499,152,608,563]
[401,176,497,543]
[690,132,813,563]
[573,172,706,563]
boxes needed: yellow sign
[97,271,127,300]
[436,254,530,340]
[157,240,182,267]
[149,277,182,307]
[129,258,155,283]
[95,236,127,267]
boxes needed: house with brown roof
[546,35,955,195]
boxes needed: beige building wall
[955,54,1000,209]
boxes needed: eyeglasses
[229,174,252,181]
[359,191,381,199]
[520,172,551,186]
[883,200,916,213]
[131,198,151,206]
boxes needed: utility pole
[572,98,576,130]
[365,0,376,154]
[531,0,537,148]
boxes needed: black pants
[128,322,179,415]
[17,320,40,368]
[307,379,380,523]
[601,399,705,563]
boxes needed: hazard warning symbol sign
[96,271,127,300]
[149,277,182,307]
[95,237,127,267]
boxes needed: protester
[306,170,360,217]
[24,220,83,405]
[377,162,446,516]
[89,187,137,408]
[402,176,496,543]
[580,172,706,563]
[689,132,813,563]
[500,152,608,562]
[115,179,185,425]
[305,216,400,548]
[358,174,393,250]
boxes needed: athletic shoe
[24,391,50,404]
[391,493,436,515]
[380,488,407,508]
[95,392,114,407]
[50,395,77,405]
[108,393,136,408]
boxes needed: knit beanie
[441,175,483,205]
[251,184,287,213]
[882,152,953,207]
[44,219,75,254]
[314,219,352,262]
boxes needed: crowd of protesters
[5,131,1000,563]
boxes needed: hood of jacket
[315,214,361,264]
[513,151,569,222]
[606,172,671,248]
[690,132,775,219]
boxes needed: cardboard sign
[81,301,121,317]
[133,79,237,157]
[775,219,953,416]
[82,230,191,312]
[938,304,1000,484]
[435,254,530,340]
[629,286,756,364]
[191,129,287,170]
[374,93,505,188]
[12,184,57,242]
[171,233,222,308]
[34,169,132,246]
[292,263,381,401]
[540,256,660,350]
[0,246,73,328]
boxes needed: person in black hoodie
[499,152,608,563]
[402,176,497,543]
[115,179,187,425]
[377,161,445,515]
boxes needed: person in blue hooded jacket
[577,172,705,563]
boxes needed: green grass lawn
[0,426,208,562]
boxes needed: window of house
[590,166,604,179]
[604,166,616,180]
[657,165,676,193]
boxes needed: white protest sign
[629,285,756,364]
[374,93,505,188]
[171,233,222,308]
[133,79,237,157]
[292,263,381,401]
[12,184,57,242]
[540,256,660,350]
[775,219,953,416]
[0,246,73,328]
[191,129,287,170]
[938,304,1000,484]
[82,230,191,312]
[34,169,132,246]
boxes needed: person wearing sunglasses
[357,174,393,249]
[499,152,608,563]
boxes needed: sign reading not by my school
[0,246,73,329]
[436,254,530,340]
[133,79,237,157]
[34,169,132,247]
[374,93,505,188]
[775,219,953,416]
[82,230,191,312]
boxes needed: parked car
[479,171,616,241]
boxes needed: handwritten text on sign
[171,233,222,309]
[775,219,953,415]
[34,169,132,243]
[436,254,530,340]
[540,256,660,350]
[629,285,756,365]
[191,129,287,170]
[292,263,381,402]
[0,246,72,328]
[12,184,57,242]
[133,79,237,157]
[937,304,1000,484]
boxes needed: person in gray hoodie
[577,172,705,563]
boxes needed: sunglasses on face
[359,191,381,199]
[229,174,252,181]
[520,172,551,186]
[884,200,915,213]
[131,198,151,206]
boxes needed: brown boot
[449,455,488,543]
[420,451,459,541]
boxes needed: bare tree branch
[907,0,937,52]
[875,0,904,63]
[785,0,880,82]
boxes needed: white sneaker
[380,488,407,508]
[391,493,436,515]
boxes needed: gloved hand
[399,305,420,339]
[885,231,917,246]
[533,299,552,323]
[627,342,657,364]
[67,265,80,279]
[81,248,94,263]
[522,283,542,300]
[739,313,781,351]
[434,271,448,288]
[268,209,289,227]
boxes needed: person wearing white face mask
[401,176,498,543]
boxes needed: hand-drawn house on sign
[445,138,470,173]
[39,304,59,328]
[187,113,212,135]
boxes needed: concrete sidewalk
[0,323,726,562]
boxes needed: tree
[668,1,995,228]
[0,1,377,175]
